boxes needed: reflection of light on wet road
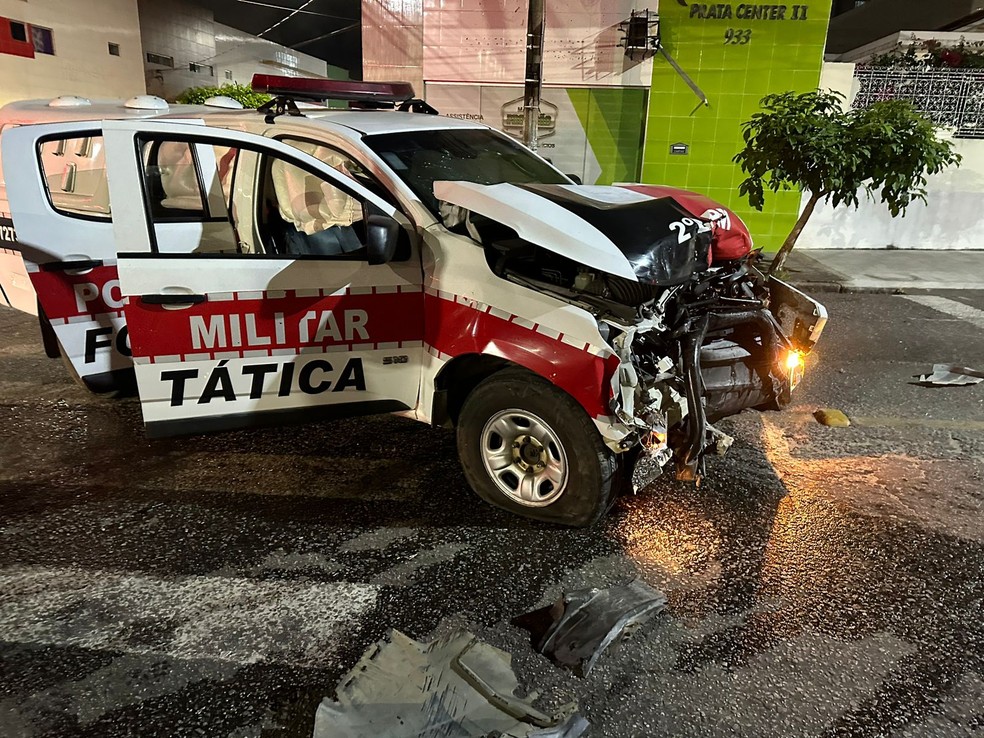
[617,511,716,577]
[754,414,968,616]
[609,495,725,593]
[760,415,925,507]
[610,413,929,616]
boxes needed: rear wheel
[456,371,617,526]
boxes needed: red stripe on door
[126,290,424,358]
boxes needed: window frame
[131,131,389,258]
[9,20,27,43]
[34,130,111,224]
[139,137,218,224]
[30,25,55,55]
[145,52,174,68]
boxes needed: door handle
[141,294,207,306]
[41,259,103,272]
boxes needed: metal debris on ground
[513,580,667,677]
[911,364,984,387]
[813,408,852,427]
[312,629,588,738]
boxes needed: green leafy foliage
[870,38,984,70]
[734,90,960,272]
[735,89,959,216]
[175,83,271,109]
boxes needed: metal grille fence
[853,66,984,139]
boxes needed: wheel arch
[430,353,520,428]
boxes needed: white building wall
[213,23,330,87]
[0,0,146,106]
[799,61,984,250]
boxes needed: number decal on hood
[668,217,711,244]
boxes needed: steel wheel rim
[479,408,569,507]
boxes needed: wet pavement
[1,291,983,737]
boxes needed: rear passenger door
[99,120,424,437]
[1,121,130,391]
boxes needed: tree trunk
[768,192,821,277]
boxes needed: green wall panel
[642,1,832,251]
[569,87,648,185]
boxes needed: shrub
[175,83,271,108]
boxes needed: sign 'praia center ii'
[686,3,812,21]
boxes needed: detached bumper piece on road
[313,630,589,738]
[515,580,668,677]
[911,364,984,387]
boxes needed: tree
[175,83,271,109]
[733,90,961,275]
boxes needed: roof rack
[251,74,438,122]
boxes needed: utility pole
[522,0,545,151]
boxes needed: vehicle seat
[158,142,206,212]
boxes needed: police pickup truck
[0,76,826,526]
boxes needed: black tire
[456,369,618,527]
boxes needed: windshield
[363,128,570,217]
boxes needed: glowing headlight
[783,349,806,389]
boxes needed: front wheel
[456,371,618,526]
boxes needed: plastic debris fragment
[813,408,851,427]
[312,629,588,738]
[514,580,667,677]
[912,364,984,387]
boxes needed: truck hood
[434,181,640,281]
[434,182,708,285]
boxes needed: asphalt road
[1,291,983,738]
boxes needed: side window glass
[258,153,367,257]
[39,135,111,219]
[144,141,205,217]
[138,138,239,254]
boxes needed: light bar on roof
[250,74,415,103]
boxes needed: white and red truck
[0,77,826,525]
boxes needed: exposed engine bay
[445,183,827,484]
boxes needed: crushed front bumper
[596,276,828,482]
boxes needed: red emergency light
[250,75,416,103]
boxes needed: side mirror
[366,213,400,265]
[567,174,583,185]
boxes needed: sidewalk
[779,249,984,293]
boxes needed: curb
[785,281,843,294]
[787,282,982,295]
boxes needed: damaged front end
[605,263,820,482]
[436,182,827,485]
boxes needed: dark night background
[192,0,363,77]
